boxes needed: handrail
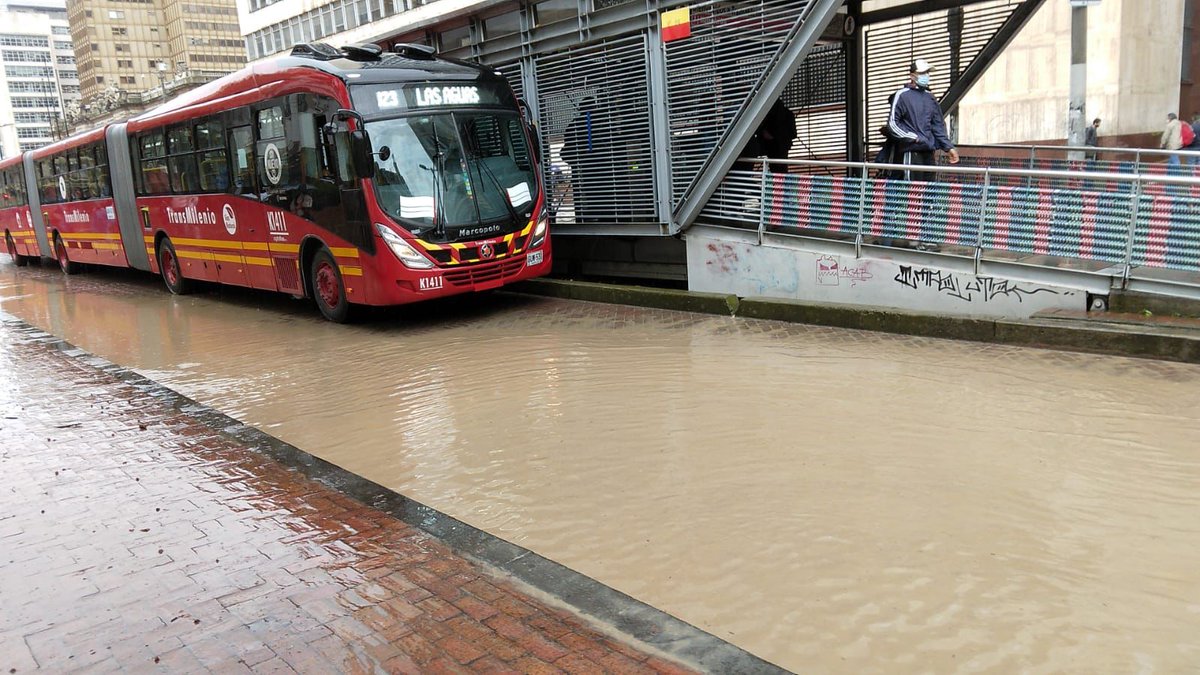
[738,156,1200,186]
[714,154,1200,301]
[954,142,1200,159]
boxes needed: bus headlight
[530,214,549,248]
[375,223,434,269]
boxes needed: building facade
[66,0,245,114]
[958,0,1196,147]
[0,0,80,158]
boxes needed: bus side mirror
[350,130,376,180]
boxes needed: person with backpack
[1161,112,1186,166]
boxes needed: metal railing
[697,157,1200,300]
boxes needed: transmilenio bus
[1,42,550,321]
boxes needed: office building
[0,0,79,158]
[66,0,246,114]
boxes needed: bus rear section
[1,157,37,265]
[29,129,126,275]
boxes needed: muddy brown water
[3,260,1200,673]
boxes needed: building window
[120,76,135,85]
[484,11,521,39]
[439,25,471,51]
[108,10,124,19]
[117,59,132,68]
[112,27,127,36]
[535,0,575,26]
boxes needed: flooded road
[3,260,1200,673]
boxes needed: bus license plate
[527,251,543,266]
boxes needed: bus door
[228,123,275,291]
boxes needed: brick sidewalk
[0,329,696,674]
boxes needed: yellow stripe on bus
[171,237,250,251]
[63,232,122,241]
[93,243,122,250]
[339,266,363,277]
[177,250,214,262]
[329,247,359,258]
[268,242,300,254]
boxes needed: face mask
[916,74,931,89]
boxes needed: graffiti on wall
[893,266,1058,303]
[815,255,874,287]
[706,242,740,274]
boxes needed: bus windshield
[367,111,537,241]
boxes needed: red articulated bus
[4,41,550,321]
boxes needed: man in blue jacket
[886,58,959,180]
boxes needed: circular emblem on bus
[222,204,237,235]
[264,143,283,185]
[58,175,67,199]
[479,242,495,259]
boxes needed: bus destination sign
[354,82,513,116]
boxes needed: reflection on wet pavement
[0,317,697,673]
[3,260,1200,673]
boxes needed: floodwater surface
[3,260,1200,673]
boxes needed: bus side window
[167,125,200,194]
[228,125,256,198]
[139,132,169,196]
[195,119,228,192]
[255,104,289,205]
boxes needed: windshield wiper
[430,137,447,239]
[472,155,520,225]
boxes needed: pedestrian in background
[757,98,796,174]
[1160,112,1184,166]
[1084,118,1100,161]
[885,58,959,181]
[562,96,600,224]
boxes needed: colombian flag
[662,7,690,42]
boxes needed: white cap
[910,58,934,74]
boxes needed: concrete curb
[512,278,740,316]
[510,279,1200,364]
[0,312,786,675]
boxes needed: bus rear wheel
[53,233,77,275]
[311,248,351,323]
[5,232,27,267]
[157,237,194,295]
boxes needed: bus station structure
[167,0,1200,315]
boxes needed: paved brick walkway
[0,329,696,674]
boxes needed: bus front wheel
[5,232,27,267]
[157,238,194,295]
[53,233,77,275]
[311,248,351,323]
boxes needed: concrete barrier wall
[685,232,1087,319]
